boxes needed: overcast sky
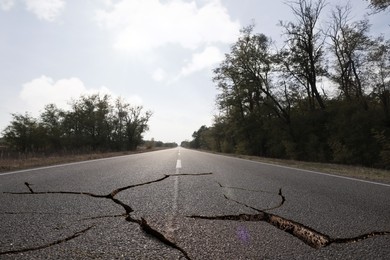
[0,0,388,143]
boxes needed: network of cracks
[1,172,389,259]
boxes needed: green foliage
[180,140,191,148]
[2,113,45,152]
[374,130,390,168]
[144,139,178,149]
[190,125,211,149]
[326,101,383,166]
[2,94,152,153]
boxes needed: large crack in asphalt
[1,174,389,258]
[1,173,213,259]
[0,226,94,255]
[126,216,191,259]
[217,182,286,211]
[189,184,390,249]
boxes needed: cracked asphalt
[0,148,389,259]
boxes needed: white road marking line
[166,175,179,240]
[173,159,181,218]
[172,176,179,212]
[175,159,182,172]
[167,158,181,239]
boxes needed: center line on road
[166,175,179,240]
[176,159,182,171]
[167,157,181,239]
[172,176,179,212]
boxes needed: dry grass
[233,154,390,184]
[0,148,165,173]
[198,149,389,184]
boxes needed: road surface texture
[0,148,389,259]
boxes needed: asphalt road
[0,148,389,259]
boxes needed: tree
[279,0,327,110]
[180,140,191,148]
[366,0,390,12]
[40,104,65,150]
[368,38,390,123]
[123,106,152,150]
[93,94,113,149]
[3,93,152,154]
[188,1,390,168]
[112,97,130,150]
[63,94,112,150]
[190,125,210,149]
[215,25,289,123]
[111,97,152,150]
[328,4,372,108]
[2,113,44,152]
[213,25,294,155]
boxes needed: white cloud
[25,0,65,22]
[20,75,113,114]
[0,0,65,21]
[126,94,143,106]
[96,0,240,54]
[180,46,224,77]
[152,68,167,82]
[0,0,15,11]
[20,75,144,117]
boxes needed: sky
[0,0,388,144]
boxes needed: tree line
[144,138,178,149]
[184,0,390,168]
[2,94,152,153]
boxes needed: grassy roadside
[202,150,390,184]
[0,147,167,173]
[241,155,390,184]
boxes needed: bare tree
[214,25,290,124]
[280,0,327,110]
[366,0,390,12]
[369,38,390,120]
[328,4,372,108]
